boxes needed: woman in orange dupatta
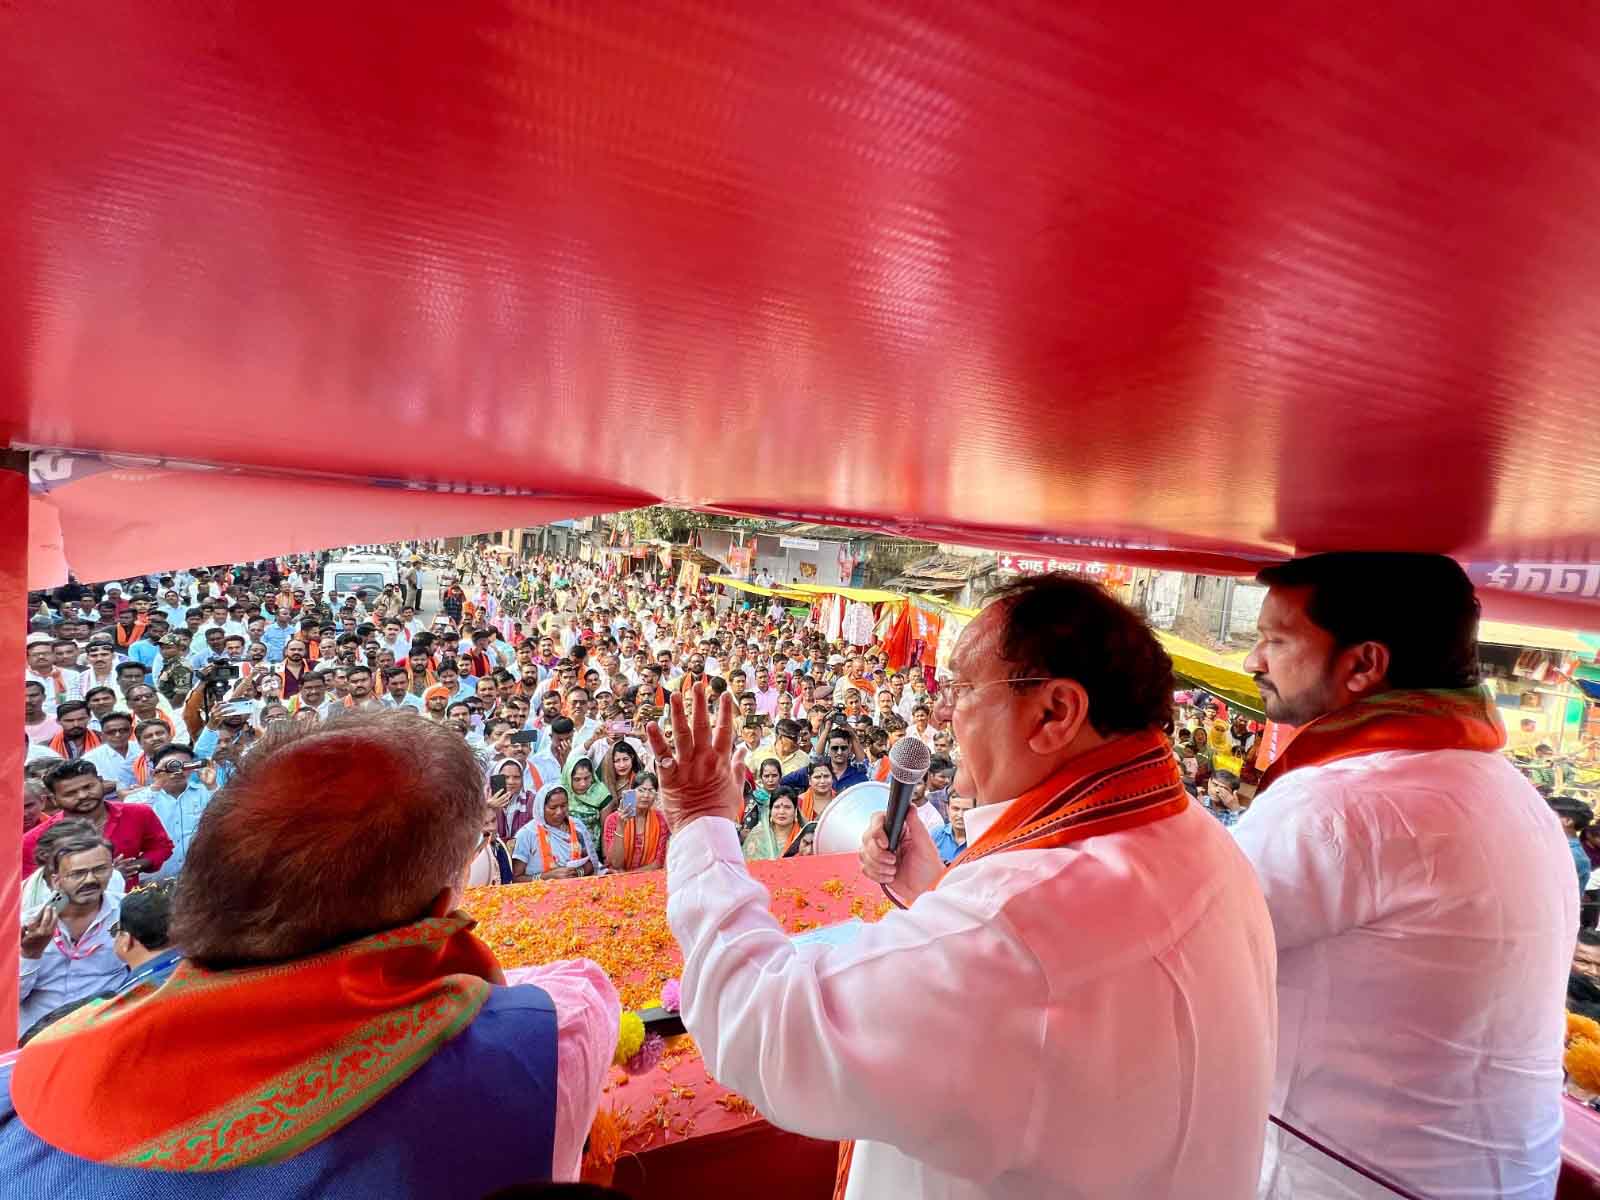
[603,772,669,872]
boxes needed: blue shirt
[125,639,161,679]
[932,823,965,864]
[117,947,183,994]
[260,622,296,663]
[148,778,214,881]
[17,893,126,1039]
[1571,836,1592,898]
[782,760,869,792]
[1206,803,1241,829]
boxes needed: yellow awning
[1478,620,1593,655]
[783,582,907,604]
[708,574,807,600]
[1154,631,1265,716]
[913,592,981,619]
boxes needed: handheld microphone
[883,736,933,852]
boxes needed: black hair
[45,827,113,876]
[1255,553,1480,690]
[55,699,90,717]
[119,880,175,951]
[927,755,955,776]
[986,574,1174,737]
[20,994,110,1047]
[775,718,802,739]
[115,661,145,675]
[43,758,100,793]
[548,716,575,735]
[152,742,195,764]
[1211,769,1241,790]
[30,817,98,868]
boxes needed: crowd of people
[7,542,1592,1200]
[14,542,1027,1035]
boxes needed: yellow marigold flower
[1567,1038,1600,1093]
[1568,1011,1600,1046]
[614,1010,645,1066]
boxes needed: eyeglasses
[942,676,1056,705]
[59,864,114,883]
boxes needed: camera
[201,655,239,703]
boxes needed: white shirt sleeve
[666,817,1046,1183]
[1231,777,1377,952]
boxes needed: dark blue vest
[0,983,559,1197]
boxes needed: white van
[322,555,398,602]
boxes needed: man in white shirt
[1235,553,1575,1199]
[653,575,1277,1199]
[82,712,141,792]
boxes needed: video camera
[200,655,239,703]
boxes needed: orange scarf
[620,809,667,869]
[49,728,101,759]
[793,790,832,825]
[12,914,502,1171]
[132,754,150,786]
[1256,687,1504,793]
[835,729,1188,1199]
[535,819,586,873]
[115,617,149,648]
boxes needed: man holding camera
[143,744,213,882]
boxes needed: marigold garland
[580,1103,632,1185]
[1568,1011,1600,1047]
[1567,1038,1600,1093]
[462,865,889,1157]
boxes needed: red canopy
[4,1,1600,622]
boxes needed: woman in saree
[743,789,802,861]
[464,804,515,887]
[510,782,598,881]
[562,754,614,850]
[603,771,668,872]
[490,756,538,841]
[741,757,784,839]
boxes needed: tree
[618,507,767,544]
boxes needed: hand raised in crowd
[20,904,59,959]
[647,683,743,833]
[858,808,943,905]
[112,854,147,880]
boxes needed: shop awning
[1154,633,1265,718]
[707,575,807,600]
[783,583,907,605]
[1478,621,1594,656]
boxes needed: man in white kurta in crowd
[1235,553,1576,1199]
[654,575,1278,1200]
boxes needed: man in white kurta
[1236,554,1575,1199]
[658,579,1279,1199]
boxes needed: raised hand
[646,683,744,833]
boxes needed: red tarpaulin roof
[5,3,1600,629]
